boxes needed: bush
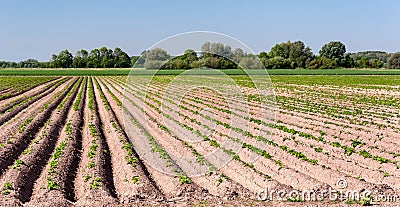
[144,60,166,69]
[306,56,337,69]
[263,57,291,69]
[387,52,400,69]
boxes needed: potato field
[0,75,398,206]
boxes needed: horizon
[1,0,400,62]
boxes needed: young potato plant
[90,177,102,189]
[46,177,59,190]
[10,159,24,169]
[2,182,13,195]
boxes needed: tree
[258,51,268,59]
[143,48,170,69]
[234,48,245,63]
[387,52,400,69]
[319,41,346,67]
[113,47,131,68]
[72,49,88,68]
[182,49,198,64]
[50,49,73,68]
[265,41,314,68]
[39,61,51,68]
[87,49,101,68]
[198,42,238,69]
[161,49,199,69]
[59,50,73,68]
[350,51,389,68]
[306,56,337,69]
[289,41,314,68]
[196,55,238,69]
[99,47,114,68]
[161,59,190,70]
[269,44,286,58]
[239,56,263,69]
[343,54,356,68]
[201,42,211,55]
[144,48,170,61]
[263,57,291,69]
[200,42,233,59]
[130,56,140,67]
[18,59,39,68]
[76,49,89,59]
[0,61,17,68]
[144,60,165,69]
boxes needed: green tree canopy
[319,41,346,67]
[306,56,337,69]
[72,49,88,68]
[113,47,131,68]
[1,41,397,70]
[51,49,73,68]
[201,42,233,59]
[265,41,313,68]
[387,52,400,69]
[18,59,39,68]
[142,48,171,69]
[349,51,389,68]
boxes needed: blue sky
[1,0,399,61]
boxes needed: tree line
[139,41,400,69]
[1,42,400,69]
[0,47,137,69]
